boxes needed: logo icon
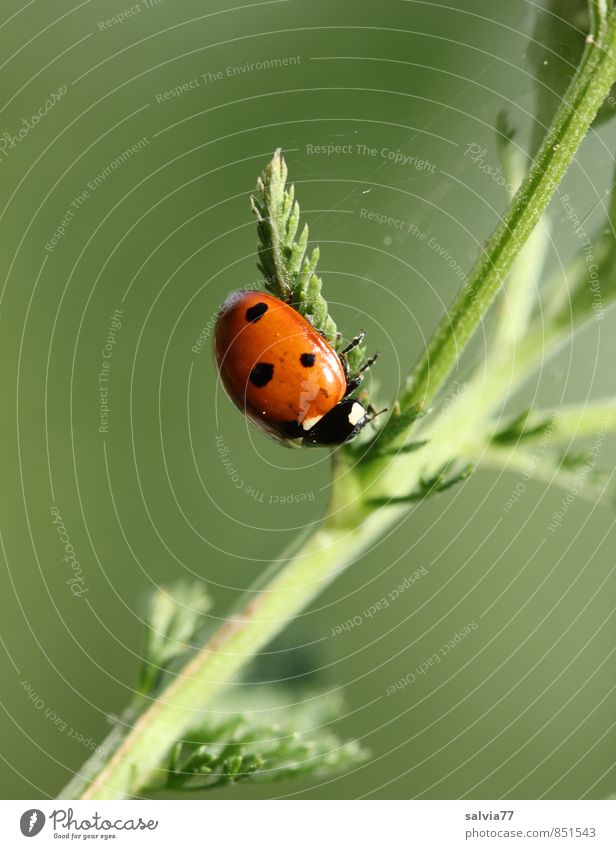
[19,810,45,837]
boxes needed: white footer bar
[1,799,614,848]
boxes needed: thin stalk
[76,512,399,799]
[467,303,612,424]
[400,6,616,413]
[68,421,474,800]
[491,218,552,354]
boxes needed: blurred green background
[1,0,615,800]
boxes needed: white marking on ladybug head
[348,402,365,427]
[302,414,323,431]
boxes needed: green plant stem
[491,218,551,353]
[66,413,478,801]
[462,300,613,427]
[75,512,399,799]
[72,385,616,801]
[400,6,616,414]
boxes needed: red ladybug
[214,290,377,446]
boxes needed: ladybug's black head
[300,399,368,446]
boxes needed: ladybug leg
[341,350,379,398]
[341,331,365,355]
[344,375,362,398]
[338,350,355,396]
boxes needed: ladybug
[214,290,378,446]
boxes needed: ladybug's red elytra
[214,290,378,446]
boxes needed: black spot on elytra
[245,302,268,323]
[249,362,274,387]
[300,352,316,367]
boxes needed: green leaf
[143,690,368,793]
[368,460,473,506]
[251,150,366,371]
[491,408,558,445]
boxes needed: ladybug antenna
[367,404,388,424]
